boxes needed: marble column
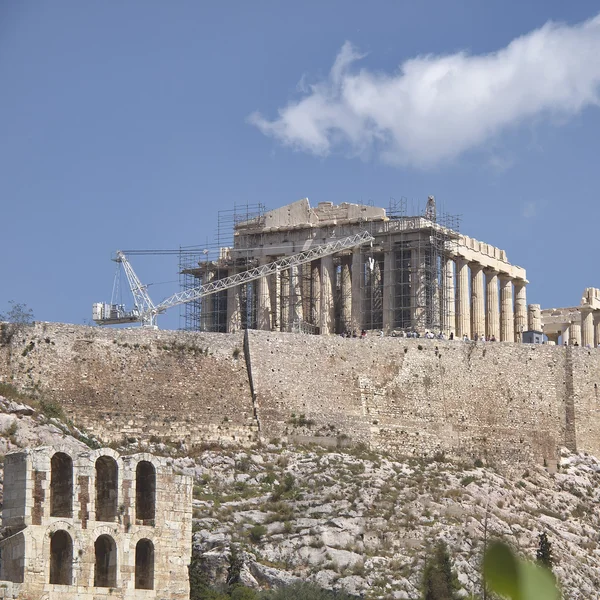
[560,323,570,346]
[443,257,456,337]
[226,269,242,333]
[470,263,485,339]
[289,265,303,329]
[455,257,471,339]
[383,250,395,333]
[269,268,281,331]
[257,260,271,330]
[351,249,363,333]
[594,313,600,347]
[500,276,514,342]
[201,269,215,331]
[513,280,527,342]
[311,260,321,332]
[581,308,594,347]
[570,321,582,346]
[321,254,335,334]
[485,269,500,340]
[280,268,290,332]
[340,257,352,333]
[411,247,426,330]
[546,332,559,345]
[528,304,541,332]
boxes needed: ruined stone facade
[188,198,528,340]
[0,446,192,599]
[541,287,600,347]
[3,322,600,472]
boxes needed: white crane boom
[93,231,374,328]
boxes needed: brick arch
[49,529,73,585]
[135,538,154,590]
[135,460,156,523]
[95,455,118,522]
[94,534,117,588]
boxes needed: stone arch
[50,452,73,518]
[94,534,117,588]
[95,455,118,522]
[49,530,73,585]
[136,461,156,523]
[135,538,154,590]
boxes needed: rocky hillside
[0,390,599,599]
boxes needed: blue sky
[1,1,599,330]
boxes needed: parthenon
[185,197,531,340]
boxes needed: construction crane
[93,231,375,328]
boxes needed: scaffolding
[180,198,460,336]
[178,203,266,332]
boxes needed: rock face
[1,392,600,599]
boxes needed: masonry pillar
[443,256,456,337]
[513,280,527,342]
[545,332,559,345]
[351,248,363,333]
[570,321,582,346]
[340,257,352,333]
[201,269,215,331]
[455,257,471,339]
[560,323,570,346]
[226,271,242,333]
[581,308,594,347]
[485,269,500,340]
[321,254,335,334]
[312,260,322,332]
[289,265,303,329]
[383,250,395,333]
[257,259,271,330]
[528,303,541,332]
[499,275,514,342]
[470,263,485,339]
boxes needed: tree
[536,532,553,571]
[421,542,460,600]
[0,301,34,345]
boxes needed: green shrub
[248,524,267,543]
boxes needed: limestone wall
[2,322,600,469]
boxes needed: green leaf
[484,541,521,600]
[519,561,560,600]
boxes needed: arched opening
[136,461,156,523]
[94,534,117,588]
[95,456,118,522]
[50,452,73,517]
[135,539,154,590]
[49,530,73,585]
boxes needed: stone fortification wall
[0,323,256,445]
[2,322,600,468]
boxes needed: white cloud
[248,14,600,168]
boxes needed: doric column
[594,312,600,347]
[560,323,570,346]
[351,248,363,333]
[226,269,242,333]
[311,260,321,332]
[570,321,582,346]
[280,268,290,332]
[201,269,215,331]
[320,254,335,334]
[513,280,527,342]
[257,260,271,330]
[546,332,560,345]
[383,250,395,333]
[485,269,500,339]
[269,268,281,331]
[289,265,303,328]
[500,275,514,342]
[455,257,470,339]
[411,247,426,330]
[528,304,541,332]
[443,256,456,337]
[340,257,352,333]
[581,308,594,347]
[470,263,485,339]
